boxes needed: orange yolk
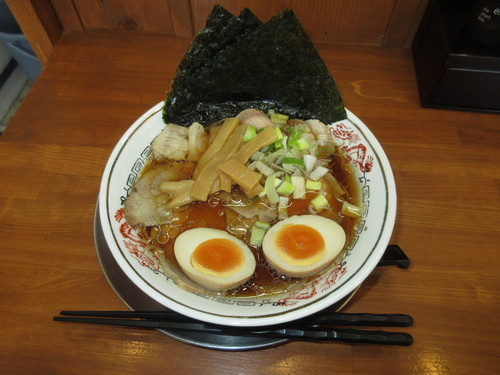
[191,238,244,277]
[274,224,325,265]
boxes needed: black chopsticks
[54,310,413,346]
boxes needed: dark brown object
[412,0,500,113]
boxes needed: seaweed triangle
[163,7,346,126]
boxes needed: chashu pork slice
[151,123,189,161]
[124,164,185,227]
[151,122,209,162]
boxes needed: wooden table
[1,31,498,374]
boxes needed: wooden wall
[6,0,429,65]
[189,0,429,48]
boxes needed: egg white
[174,227,256,292]
[262,215,346,277]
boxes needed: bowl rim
[98,102,397,327]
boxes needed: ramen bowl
[98,102,396,327]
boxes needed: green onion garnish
[282,157,305,169]
[243,126,257,143]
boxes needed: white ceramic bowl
[99,102,396,327]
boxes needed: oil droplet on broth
[157,233,169,244]
[167,227,180,238]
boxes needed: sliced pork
[124,164,186,227]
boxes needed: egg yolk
[274,224,325,266]
[191,238,244,277]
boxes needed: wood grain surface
[190,0,427,47]
[0,31,498,375]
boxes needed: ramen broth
[137,150,360,298]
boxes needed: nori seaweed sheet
[163,7,347,126]
[174,6,261,88]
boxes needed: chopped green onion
[287,128,304,148]
[264,173,281,204]
[310,194,330,212]
[254,160,275,177]
[291,176,306,199]
[295,138,309,150]
[247,160,258,171]
[306,179,322,191]
[277,179,295,195]
[342,201,363,218]
[287,147,302,159]
[243,126,257,143]
[281,163,293,173]
[255,221,271,229]
[264,148,286,164]
[278,196,289,219]
[259,176,281,198]
[250,151,265,161]
[282,157,305,169]
[303,154,317,172]
[274,135,286,149]
[250,224,268,247]
[308,166,329,180]
[274,127,284,141]
[270,112,289,125]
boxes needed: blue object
[0,0,42,81]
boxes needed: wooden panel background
[54,0,428,47]
[52,0,194,37]
[5,0,62,65]
[190,0,420,46]
[72,0,174,32]
[7,0,430,66]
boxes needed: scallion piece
[308,165,329,180]
[259,176,281,198]
[250,224,267,247]
[310,193,330,212]
[274,127,284,141]
[264,148,286,164]
[270,112,289,125]
[264,173,281,204]
[306,179,322,191]
[274,135,286,149]
[250,151,265,161]
[282,157,305,169]
[303,154,317,172]
[255,221,271,229]
[254,160,275,177]
[278,196,289,219]
[342,201,363,218]
[287,128,304,148]
[277,179,295,195]
[295,138,309,150]
[243,126,257,143]
[291,176,306,199]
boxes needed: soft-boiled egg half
[174,227,256,292]
[262,215,346,277]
